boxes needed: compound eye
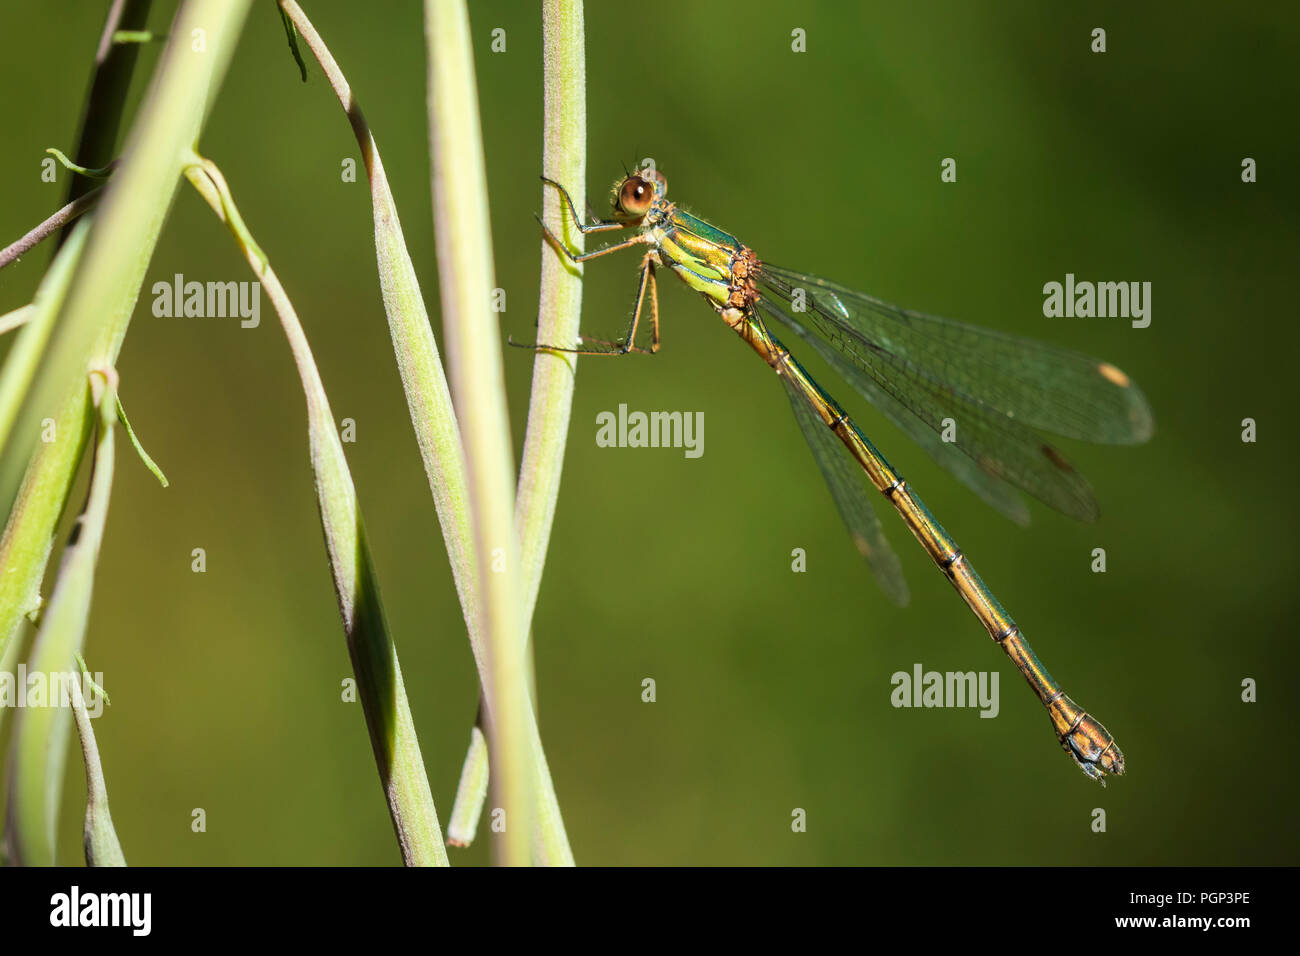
[618,176,654,217]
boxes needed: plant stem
[0,0,249,868]
[518,0,587,634]
[186,157,448,866]
[0,220,92,513]
[0,188,103,271]
[507,0,588,866]
[0,0,252,518]
[58,0,153,248]
[277,0,480,663]
[425,0,533,866]
[72,662,126,867]
[443,0,587,867]
[0,221,95,760]
[446,719,489,846]
[0,5,249,829]
[6,368,120,866]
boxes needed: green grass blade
[0,0,252,532]
[71,656,126,867]
[114,393,168,487]
[278,0,480,660]
[185,158,448,866]
[5,370,119,865]
[426,0,536,867]
[0,220,91,473]
[517,0,587,629]
[446,722,489,847]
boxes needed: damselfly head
[611,168,667,221]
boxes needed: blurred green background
[1,1,1297,865]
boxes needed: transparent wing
[777,353,909,606]
[755,295,1031,526]
[755,284,1102,521]
[760,265,1154,446]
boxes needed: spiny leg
[540,176,627,235]
[599,252,660,354]
[515,253,660,356]
[645,253,661,352]
[536,220,649,265]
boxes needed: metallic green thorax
[643,202,743,306]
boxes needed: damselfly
[528,167,1152,782]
